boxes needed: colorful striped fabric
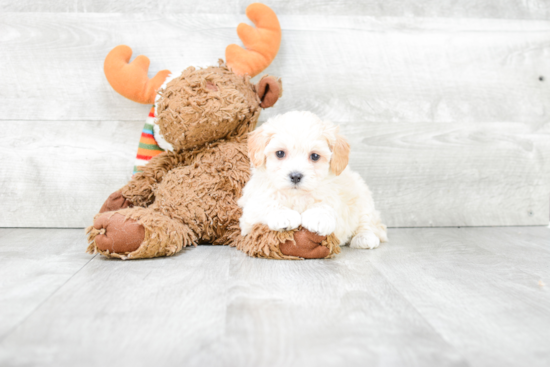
[133,106,165,174]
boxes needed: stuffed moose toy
[86,3,340,260]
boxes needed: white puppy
[238,111,387,249]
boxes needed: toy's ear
[329,132,350,176]
[256,75,282,108]
[248,127,272,167]
[104,45,171,104]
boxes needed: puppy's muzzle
[289,172,303,184]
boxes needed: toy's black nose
[289,172,303,184]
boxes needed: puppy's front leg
[267,208,302,232]
[301,204,337,236]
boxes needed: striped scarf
[133,106,165,174]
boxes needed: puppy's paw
[301,207,336,236]
[350,231,380,249]
[267,209,302,232]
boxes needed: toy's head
[154,63,281,150]
[104,3,282,150]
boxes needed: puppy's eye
[276,151,285,159]
[310,153,320,161]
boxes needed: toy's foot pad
[280,228,331,259]
[99,191,133,213]
[93,213,144,253]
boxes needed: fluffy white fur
[238,111,388,249]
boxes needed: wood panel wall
[0,1,549,227]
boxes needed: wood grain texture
[1,227,549,366]
[0,120,141,227]
[368,226,550,367]
[0,233,232,367]
[0,13,548,227]
[341,120,550,227]
[0,14,549,123]
[0,229,93,339]
[2,119,548,228]
[1,0,549,20]
[222,245,467,367]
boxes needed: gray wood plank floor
[0,227,548,367]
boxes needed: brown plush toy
[86,3,341,260]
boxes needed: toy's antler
[226,3,281,77]
[104,45,171,104]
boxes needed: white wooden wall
[0,0,549,228]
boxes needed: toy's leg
[235,224,340,260]
[97,150,186,214]
[86,207,196,260]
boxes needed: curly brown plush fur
[156,62,261,150]
[87,63,338,260]
[234,224,340,260]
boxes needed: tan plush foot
[99,190,133,213]
[236,224,340,260]
[87,207,197,259]
[280,229,331,259]
[93,212,145,253]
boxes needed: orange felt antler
[104,45,171,104]
[226,3,281,77]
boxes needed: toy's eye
[276,151,285,158]
[310,153,320,161]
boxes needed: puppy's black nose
[289,172,303,184]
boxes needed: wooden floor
[0,227,548,367]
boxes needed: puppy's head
[248,111,350,191]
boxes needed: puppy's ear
[256,76,282,108]
[330,133,350,176]
[248,127,272,167]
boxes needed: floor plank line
[1,227,549,366]
[0,254,97,343]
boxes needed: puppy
[238,111,387,249]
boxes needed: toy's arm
[120,150,185,207]
[98,150,185,213]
